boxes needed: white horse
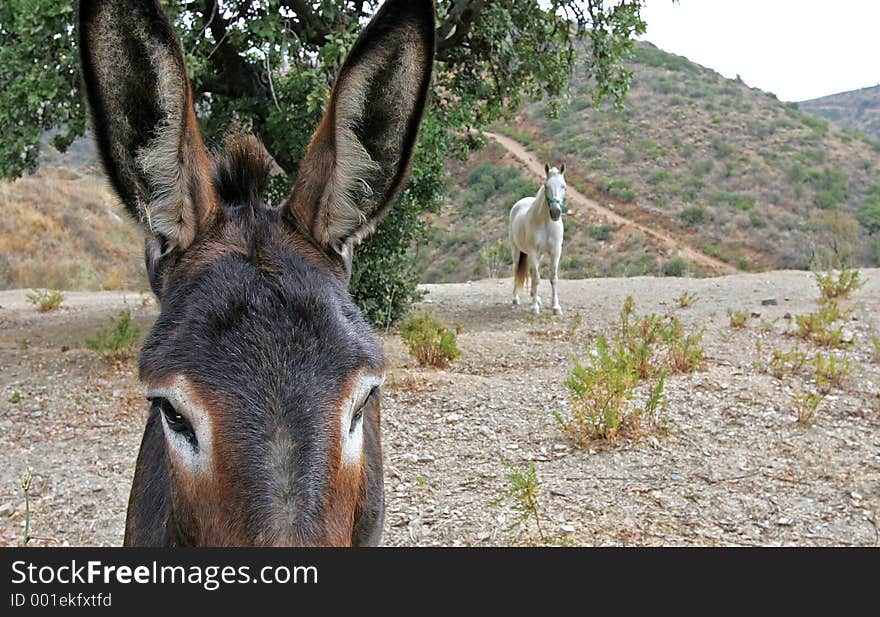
[509,164,566,315]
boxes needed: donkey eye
[152,397,197,446]
[350,386,378,433]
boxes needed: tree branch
[436,0,488,61]
[201,0,258,99]
[282,0,331,46]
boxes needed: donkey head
[79,0,435,546]
[543,164,566,221]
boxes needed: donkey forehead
[140,246,384,400]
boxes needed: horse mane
[533,183,547,205]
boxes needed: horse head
[544,163,566,221]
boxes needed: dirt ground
[1,271,879,546]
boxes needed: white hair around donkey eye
[146,375,214,474]
[340,372,385,467]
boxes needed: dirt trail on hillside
[2,271,879,546]
[483,131,739,275]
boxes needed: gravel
[1,270,878,546]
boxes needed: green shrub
[806,168,850,209]
[25,289,64,312]
[477,240,510,279]
[679,205,707,226]
[814,267,863,302]
[857,199,880,233]
[708,191,755,211]
[598,178,637,202]
[558,335,657,443]
[586,224,616,242]
[712,137,734,159]
[86,309,140,362]
[663,257,689,277]
[749,212,767,228]
[560,254,585,273]
[633,43,698,72]
[400,311,461,368]
[556,296,705,447]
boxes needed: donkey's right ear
[79,0,217,252]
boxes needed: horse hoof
[553,306,563,316]
[512,297,520,305]
[531,306,541,316]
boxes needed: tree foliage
[1,0,647,325]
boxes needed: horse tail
[514,251,528,291]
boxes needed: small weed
[814,267,863,302]
[491,461,544,542]
[662,317,705,373]
[728,308,749,329]
[25,289,64,312]
[765,346,808,380]
[813,352,851,394]
[619,296,705,375]
[567,312,583,340]
[85,309,141,362]
[557,297,701,447]
[9,391,21,405]
[793,391,822,426]
[792,302,850,348]
[18,466,54,545]
[21,467,33,544]
[400,311,461,368]
[759,318,779,334]
[674,291,698,308]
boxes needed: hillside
[0,168,146,291]
[421,42,880,283]
[800,85,880,140]
[5,42,879,291]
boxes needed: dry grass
[0,170,146,291]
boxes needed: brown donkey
[78,0,435,546]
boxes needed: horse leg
[551,250,563,316]
[529,256,542,314]
[511,246,520,305]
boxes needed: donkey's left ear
[560,163,566,175]
[283,0,435,253]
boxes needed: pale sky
[638,0,880,102]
